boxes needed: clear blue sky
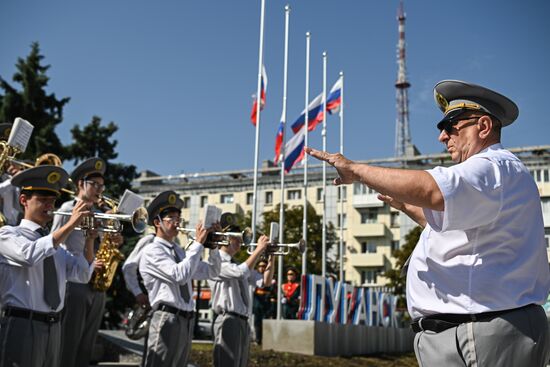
[1,0,549,176]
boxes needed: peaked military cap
[11,165,69,196]
[147,190,184,225]
[434,80,519,130]
[71,157,106,182]
[0,123,12,140]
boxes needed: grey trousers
[213,314,251,367]
[414,304,550,367]
[59,282,106,367]
[0,314,61,367]
[143,310,195,367]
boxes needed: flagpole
[251,0,266,243]
[276,4,291,321]
[339,70,345,282]
[322,51,327,280]
[302,32,310,276]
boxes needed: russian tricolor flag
[250,65,268,126]
[326,76,342,115]
[274,120,284,164]
[283,125,306,173]
[290,93,325,133]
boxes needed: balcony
[353,223,387,237]
[348,253,386,267]
[352,194,384,208]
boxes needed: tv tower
[395,0,412,157]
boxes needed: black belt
[219,311,249,321]
[156,303,194,319]
[411,304,534,333]
[1,306,62,324]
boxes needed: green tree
[383,225,422,313]
[65,116,137,198]
[0,42,69,158]
[235,203,339,275]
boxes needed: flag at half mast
[250,64,268,126]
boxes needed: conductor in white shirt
[306,80,550,367]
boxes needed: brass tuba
[124,304,151,340]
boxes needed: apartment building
[133,145,550,287]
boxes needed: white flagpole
[339,71,345,282]
[321,51,327,320]
[322,52,327,279]
[302,32,310,276]
[277,4,291,321]
[251,0,266,242]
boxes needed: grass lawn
[189,343,419,367]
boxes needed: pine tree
[65,116,137,199]
[0,42,69,158]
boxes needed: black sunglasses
[439,116,481,134]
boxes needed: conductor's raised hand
[305,147,359,185]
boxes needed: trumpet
[49,206,148,234]
[177,226,253,247]
[246,239,306,256]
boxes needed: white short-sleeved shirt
[407,144,550,319]
[122,233,155,296]
[208,251,263,317]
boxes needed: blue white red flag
[250,65,268,126]
[283,125,306,173]
[274,119,284,164]
[326,76,342,115]
[290,93,324,133]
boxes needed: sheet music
[269,222,279,243]
[7,118,34,152]
[203,204,221,229]
[117,190,144,215]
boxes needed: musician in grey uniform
[52,157,122,367]
[139,190,221,367]
[208,219,275,367]
[123,232,155,307]
[0,165,95,367]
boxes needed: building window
[182,196,190,209]
[391,240,399,253]
[361,270,378,285]
[287,189,301,200]
[265,191,273,205]
[337,186,347,201]
[544,169,549,183]
[361,242,376,253]
[316,188,323,202]
[337,213,347,228]
[246,193,253,205]
[390,212,399,227]
[220,194,234,204]
[360,209,378,224]
[367,243,376,253]
[200,195,208,208]
[353,183,376,195]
